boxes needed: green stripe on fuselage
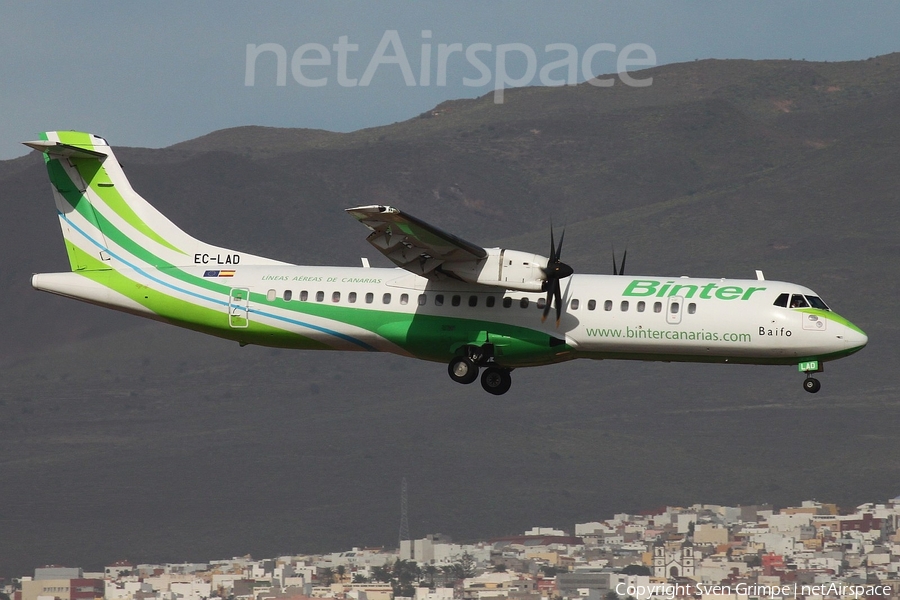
[71,246,330,350]
[271,298,568,366]
[49,154,566,365]
[796,308,865,335]
[572,345,864,365]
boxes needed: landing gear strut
[447,344,513,395]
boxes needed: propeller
[612,244,627,276]
[541,226,575,327]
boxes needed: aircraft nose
[842,323,868,350]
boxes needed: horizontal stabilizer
[23,140,108,159]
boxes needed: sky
[1,1,898,160]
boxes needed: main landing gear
[448,346,513,395]
[448,356,479,385]
[481,367,512,396]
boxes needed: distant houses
[5,497,900,600]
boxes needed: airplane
[25,131,868,396]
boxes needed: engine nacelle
[441,248,549,292]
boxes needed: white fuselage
[33,264,868,367]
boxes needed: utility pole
[399,477,410,548]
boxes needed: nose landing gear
[800,360,822,394]
[447,344,513,395]
[803,375,821,394]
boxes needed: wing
[346,205,487,277]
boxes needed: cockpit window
[776,293,830,310]
[805,295,830,310]
[789,294,809,309]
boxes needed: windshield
[805,295,830,310]
[789,294,809,308]
[775,293,831,311]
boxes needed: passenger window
[400,293,409,305]
[267,289,276,302]
[789,294,809,309]
[502,297,512,308]
[435,294,444,306]
[452,295,461,307]
[637,301,645,312]
[621,301,629,312]
[486,296,496,308]
[604,300,612,311]
[283,290,292,302]
[383,293,391,304]
[774,293,789,308]
[332,291,341,302]
[688,303,696,314]
[537,297,546,310]
[365,292,374,304]
[520,298,529,308]
[316,291,324,302]
[468,295,477,307]
[670,302,680,314]
[418,294,427,306]
[653,302,662,313]
[588,300,596,311]
[570,299,580,310]
[300,290,309,301]
[348,292,357,304]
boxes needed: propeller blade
[554,282,563,327]
[541,285,553,322]
[555,228,566,262]
[541,224,574,326]
[549,225,557,263]
[611,244,627,276]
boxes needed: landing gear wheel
[803,377,821,394]
[481,367,512,396]
[448,356,479,384]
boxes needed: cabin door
[228,287,250,328]
[666,296,683,325]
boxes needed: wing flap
[347,205,486,276]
